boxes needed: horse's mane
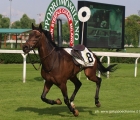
[33,25,59,48]
[42,29,58,48]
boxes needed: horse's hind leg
[41,80,62,105]
[59,83,79,116]
[84,67,102,107]
[69,76,82,108]
[95,77,102,107]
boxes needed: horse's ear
[32,23,35,30]
[39,23,42,30]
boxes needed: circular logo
[78,7,91,22]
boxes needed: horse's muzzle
[22,44,31,54]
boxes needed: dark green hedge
[0,53,40,64]
[0,53,138,64]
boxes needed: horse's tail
[93,53,117,76]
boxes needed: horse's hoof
[73,109,79,117]
[95,102,101,107]
[56,98,62,105]
[71,102,75,108]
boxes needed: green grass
[0,64,140,120]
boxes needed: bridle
[26,29,56,72]
[26,30,42,70]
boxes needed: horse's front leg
[41,80,62,105]
[60,83,79,117]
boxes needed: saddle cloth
[64,47,95,67]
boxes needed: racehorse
[22,23,117,116]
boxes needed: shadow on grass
[16,105,96,116]
[34,77,43,81]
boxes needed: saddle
[72,44,85,51]
[71,44,85,65]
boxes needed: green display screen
[78,1,125,49]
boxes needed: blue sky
[1,0,140,23]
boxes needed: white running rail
[0,50,140,82]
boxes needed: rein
[40,46,56,73]
[41,47,55,60]
[28,49,41,70]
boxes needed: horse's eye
[35,35,40,38]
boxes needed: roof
[0,28,31,34]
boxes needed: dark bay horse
[22,23,117,116]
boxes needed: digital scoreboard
[78,1,125,49]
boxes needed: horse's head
[23,23,58,54]
[23,23,44,54]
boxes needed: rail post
[21,53,27,83]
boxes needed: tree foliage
[62,22,70,42]
[0,14,10,28]
[0,15,10,40]
[0,14,36,29]
[20,14,35,28]
[125,15,140,47]
[11,21,21,28]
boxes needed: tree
[20,14,35,28]
[125,15,140,47]
[0,14,10,28]
[0,14,10,42]
[11,21,21,28]
[62,22,70,43]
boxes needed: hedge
[0,53,139,64]
[0,53,40,64]
[101,57,136,64]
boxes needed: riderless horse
[22,23,117,116]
